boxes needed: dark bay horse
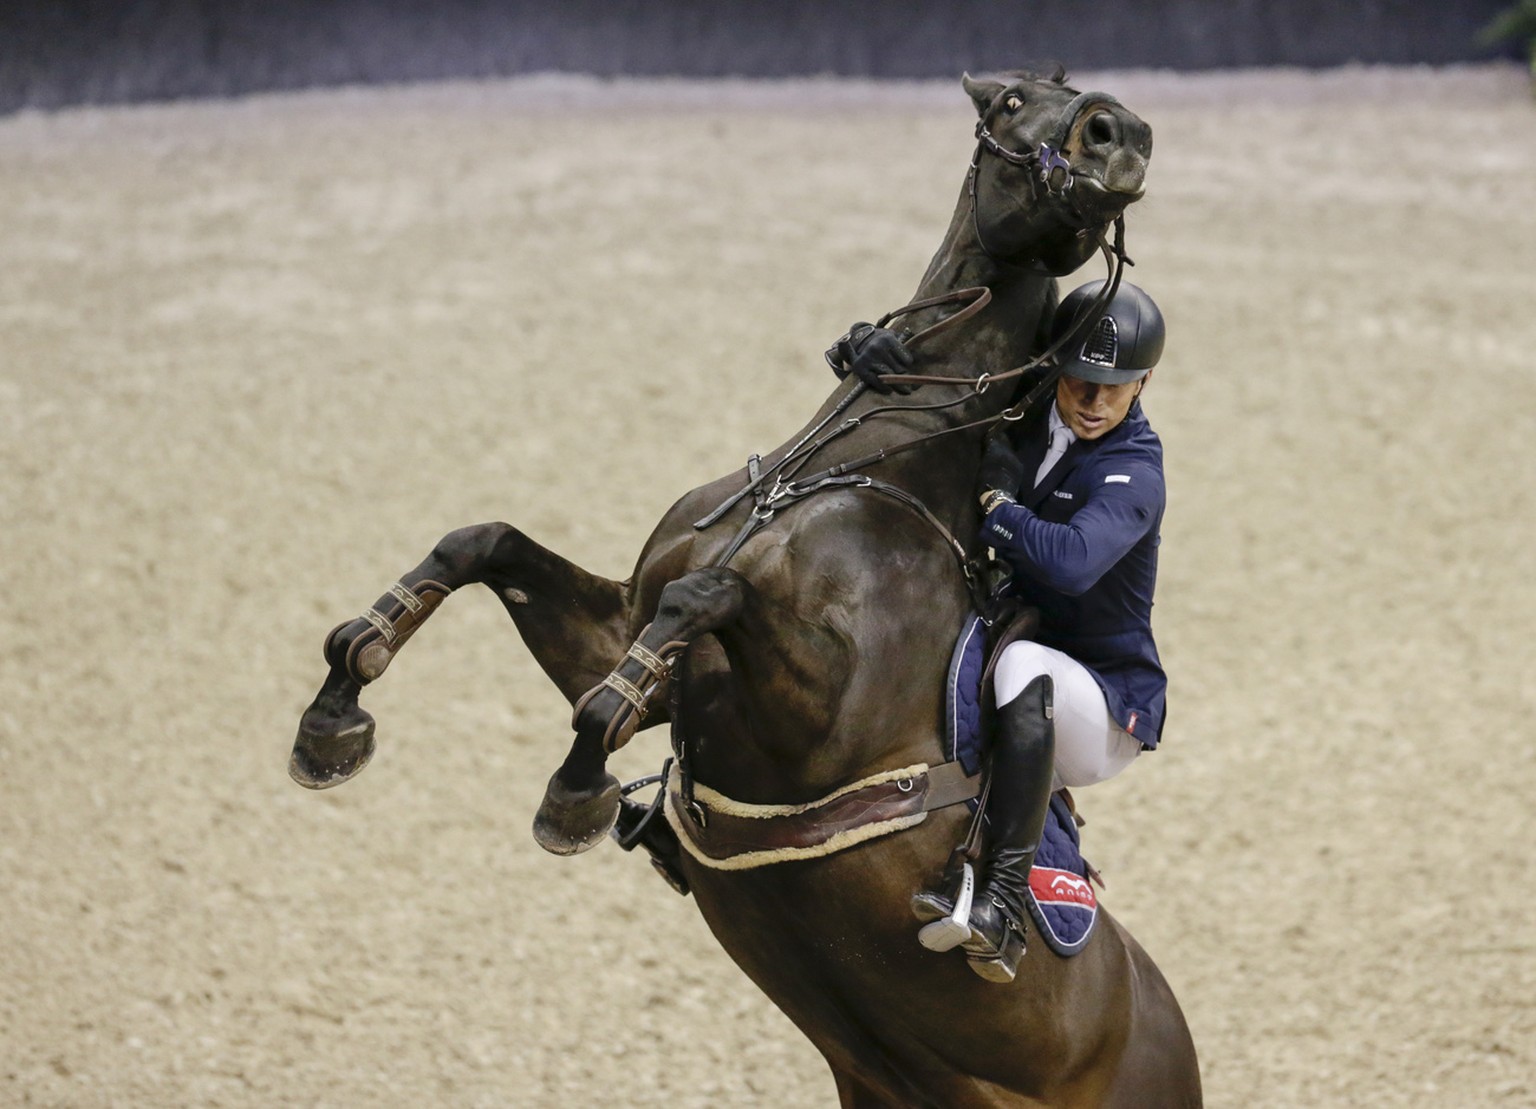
[292,68,1200,1106]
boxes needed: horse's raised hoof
[289,701,377,789]
[532,771,622,856]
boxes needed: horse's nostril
[1085,112,1116,147]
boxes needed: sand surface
[2,64,1534,1106]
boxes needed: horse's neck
[915,195,1014,303]
[846,213,1057,497]
[908,191,1058,364]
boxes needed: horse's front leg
[532,566,749,855]
[290,522,629,789]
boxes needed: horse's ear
[962,73,1005,119]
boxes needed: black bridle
[968,87,1133,266]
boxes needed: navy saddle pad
[946,615,1099,957]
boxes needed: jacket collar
[1018,400,1145,511]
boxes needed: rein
[875,216,1130,392]
[690,86,1132,541]
[693,224,1131,588]
[691,285,994,532]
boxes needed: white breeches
[993,640,1142,791]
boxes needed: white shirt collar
[1047,402,1077,444]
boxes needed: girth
[665,759,981,871]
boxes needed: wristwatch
[979,489,1015,515]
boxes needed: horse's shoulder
[788,487,961,567]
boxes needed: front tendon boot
[914,674,1056,983]
[323,579,452,685]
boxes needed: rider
[827,280,1168,983]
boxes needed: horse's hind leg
[532,566,749,855]
[291,522,629,789]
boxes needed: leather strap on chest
[712,473,990,613]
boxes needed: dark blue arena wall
[0,0,1522,114]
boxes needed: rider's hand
[976,434,1025,505]
[824,323,914,394]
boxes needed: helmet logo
[1080,317,1119,367]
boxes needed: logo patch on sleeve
[1104,474,1131,484]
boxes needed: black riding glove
[824,322,914,394]
[976,434,1026,507]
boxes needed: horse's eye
[1005,95,1023,111]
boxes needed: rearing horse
[292,68,1201,1106]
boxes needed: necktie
[1034,424,1074,487]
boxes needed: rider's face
[1055,371,1150,440]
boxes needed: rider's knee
[993,640,1057,707]
[1054,728,1141,789]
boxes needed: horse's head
[962,68,1152,275]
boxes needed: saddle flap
[947,606,1041,777]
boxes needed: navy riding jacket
[980,401,1167,748]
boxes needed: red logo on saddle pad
[1029,866,1096,909]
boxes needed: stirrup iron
[918,861,975,952]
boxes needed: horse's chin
[1070,178,1143,227]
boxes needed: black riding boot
[913,674,1056,983]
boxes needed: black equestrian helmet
[1050,280,1165,385]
